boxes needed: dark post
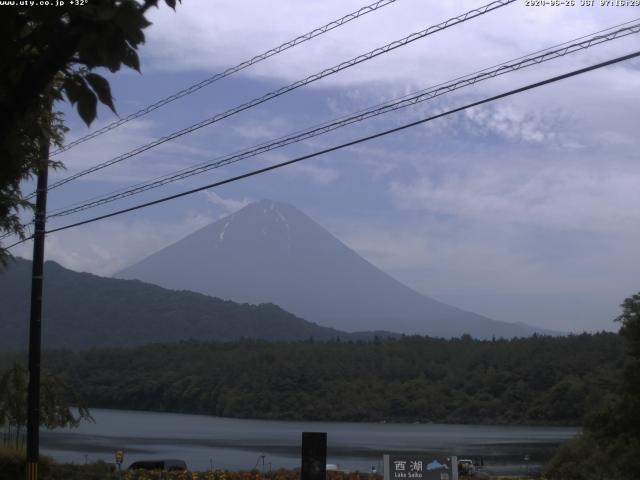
[301,432,327,480]
[26,137,50,480]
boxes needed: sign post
[301,432,327,480]
[383,454,458,480]
[115,450,124,477]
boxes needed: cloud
[9,212,213,277]
[388,150,640,234]
[202,191,251,213]
[465,104,561,144]
[231,115,296,141]
[144,0,638,87]
[139,0,640,161]
[286,163,339,185]
[50,118,212,187]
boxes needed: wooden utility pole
[26,133,50,480]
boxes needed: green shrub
[0,447,26,480]
[0,448,120,480]
[546,434,640,480]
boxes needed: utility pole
[26,130,50,480]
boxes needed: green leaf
[77,95,98,126]
[92,4,117,21]
[114,2,148,45]
[121,44,141,72]
[101,31,126,73]
[62,76,82,106]
[73,76,98,126]
[85,72,117,114]
[76,31,106,70]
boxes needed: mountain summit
[117,200,547,338]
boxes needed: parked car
[128,459,188,471]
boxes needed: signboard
[115,450,124,465]
[383,455,458,480]
[301,432,327,480]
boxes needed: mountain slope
[117,200,549,338]
[0,257,346,351]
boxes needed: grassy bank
[0,449,538,480]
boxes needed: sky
[8,0,640,333]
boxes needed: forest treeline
[24,332,624,426]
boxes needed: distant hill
[0,257,348,351]
[118,200,554,339]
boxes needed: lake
[41,408,578,475]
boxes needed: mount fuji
[116,200,550,338]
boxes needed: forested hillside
[35,333,623,425]
[0,257,347,350]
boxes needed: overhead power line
[49,0,400,156]
[7,18,638,239]
[37,0,516,197]
[44,21,640,219]
[5,49,636,249]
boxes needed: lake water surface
[41,408,578,474]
